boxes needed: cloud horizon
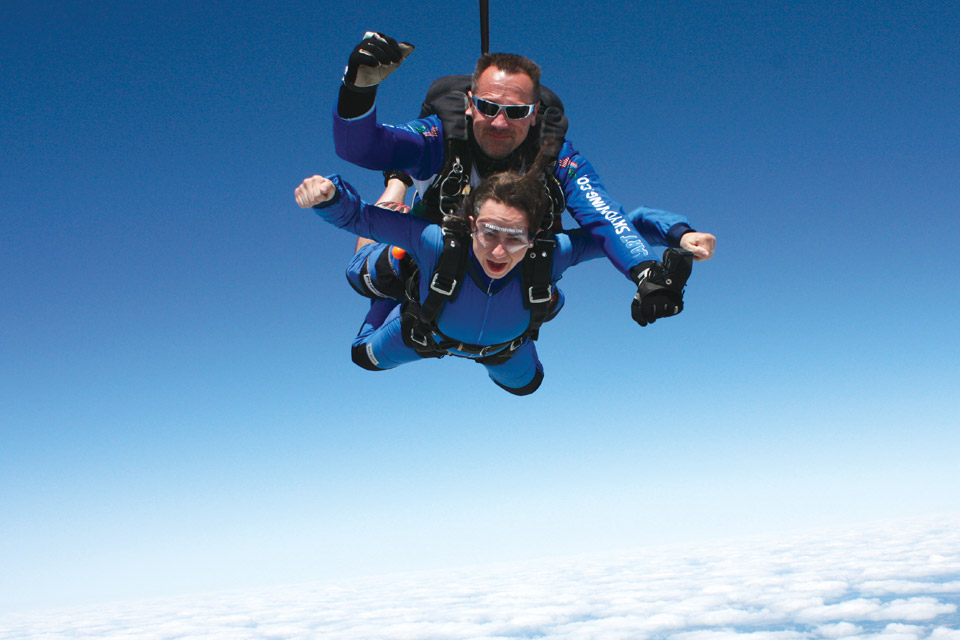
[2,514,958,639]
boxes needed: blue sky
[2,0,959,613]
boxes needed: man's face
[468,66,538,159]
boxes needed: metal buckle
[439,159,465,215]
[527,284,552,305]
[439,162,464,195]
[430,273,457,296]
[409,329,429,348]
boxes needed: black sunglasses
[471,96,537,120]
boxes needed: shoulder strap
[520,234,557,340]
[418,226,470,325]
[414,76,473,223]
[398,225,469,359]
[400,227,557,363]
[419,75,471,142]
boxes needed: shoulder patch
[558,155,579,177]
[402,122,440,138]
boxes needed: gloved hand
[343,32,414,89]
[630,248,694,326]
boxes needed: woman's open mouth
[486,259,508,275]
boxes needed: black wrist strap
[337,83,377,119]
[383,170,414,187]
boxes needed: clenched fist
[343,32,414,89]
[295,175,336,208]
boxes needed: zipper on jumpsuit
[474,278,495,344]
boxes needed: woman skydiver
[294,147,691,395]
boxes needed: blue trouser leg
[351,300,421,371]
[482,340,544,396]
[351,299,544,395]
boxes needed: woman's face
[470,199,532,279]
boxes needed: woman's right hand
[295,176,336,208]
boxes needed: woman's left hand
[295,175,337,208]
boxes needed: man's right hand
[343,32,414,89]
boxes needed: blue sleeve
[556,141,684,278]
[626,207,695,249]
[550,229,608,278]
[332,108,446,181]
[311,175,437,265]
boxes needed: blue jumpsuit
[313,176,608,394]
[333,107,695,277]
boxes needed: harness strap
[400,295,528,363]
[400,297,447,359]
[433,328,527,357]
[401,215,558,366]
[520,233,557,341]
[437,144,471,219]
[543,173,566,232]
[404,209,562,361]
[418,227,469,325]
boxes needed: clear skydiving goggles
[472,221,532,254]
[471,96,537,120]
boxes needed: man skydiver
[334,32,716,326]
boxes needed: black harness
[399,225,559,365]
[395,75,569,365]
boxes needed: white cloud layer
[2,515,958,639]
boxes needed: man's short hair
[472,53,541,103]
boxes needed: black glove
[343,32,414,89]
[630,248,694,326]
